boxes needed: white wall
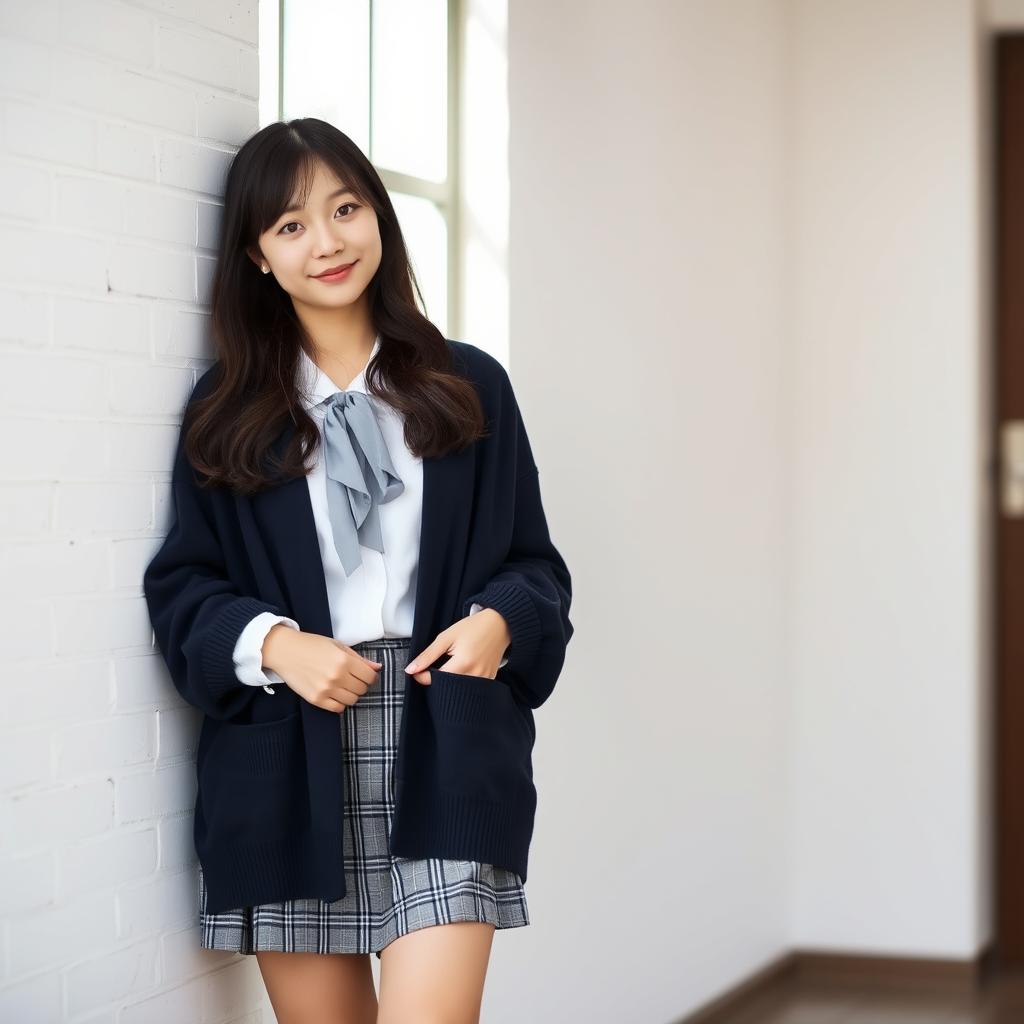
[0,2,272,1021]
[502,0,988,1021]
[501,2,793,1021]
[788,0,989,956]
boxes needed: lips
[313,261,357,278]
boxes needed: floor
[716,968,1024,1024]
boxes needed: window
[260,0,459,337]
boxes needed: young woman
[142,117,574,1023]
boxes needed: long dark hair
[184,117,487,496]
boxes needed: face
[248,159,382,317]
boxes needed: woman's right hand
[261,625,382,713]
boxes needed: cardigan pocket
[197,710,305,845]
[424,669,535,803]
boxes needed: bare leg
[375,921,496,1024]
[255,950,378,1024]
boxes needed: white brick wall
[0,1,274,1020]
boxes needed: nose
[311,220,344,258]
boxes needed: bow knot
[321,389,404,576]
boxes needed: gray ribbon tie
[321,389,404,576]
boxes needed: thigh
[376,921,496,1024]
[255,950,377,1024]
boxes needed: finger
[353,650,382,669]
[405,638,446,674]
[349,663,380,687]
[334,640,382,669]
[334,688,359,706]
[411,669,432,685]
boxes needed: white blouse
[232,334,501,693]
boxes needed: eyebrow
[280,187,355,217]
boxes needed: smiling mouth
[313,261,357,278]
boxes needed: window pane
[282,0,370,148]
[371,0,447,183]
[390,192,448,333]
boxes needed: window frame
[270,0,463,337]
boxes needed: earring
[261,263,269,274]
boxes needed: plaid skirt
[197,635,530,958]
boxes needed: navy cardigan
[142,339,574,915]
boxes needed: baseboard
[673,943,995,1024]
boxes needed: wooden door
[996,32,1024,966]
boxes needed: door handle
[1001,420,1024,516]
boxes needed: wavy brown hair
[184,117,487,496]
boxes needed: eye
[278,203,360,235]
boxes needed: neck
[293,294,376,368]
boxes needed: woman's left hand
[404,608,512,685]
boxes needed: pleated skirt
[197,635,530,958]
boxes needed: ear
[245,246,264,270]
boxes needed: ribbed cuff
[204,596,286,702]
[468,581,542,673]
